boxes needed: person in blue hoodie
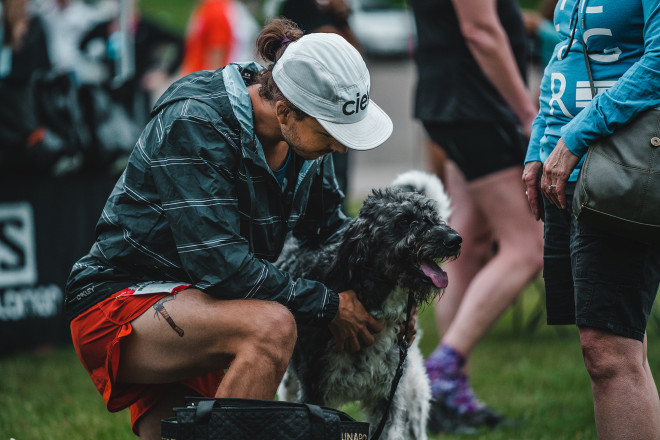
[523,0,660,437]
[65,18,393,439]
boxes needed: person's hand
[329,290,382,352]
[541,138,580,209]
[522,160,544,221]
[397,303,417,344]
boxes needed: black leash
[371,293,415,440]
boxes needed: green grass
[0,346,132,439]
[2,283,659,439]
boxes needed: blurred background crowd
[0,0,558,185]
[0,0,563,365]
[0,0,567,354]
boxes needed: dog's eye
[425,215,438,225]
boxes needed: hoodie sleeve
[561,0,660,157]
[150,111,338,325]
[525,111,546,164]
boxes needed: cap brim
[317,100,393,151]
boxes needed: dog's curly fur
[276,170,461,440]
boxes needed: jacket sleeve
[149,113,338,325]
[561,0,660,157]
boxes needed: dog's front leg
[362,345,430,440]
[276,367,301,402]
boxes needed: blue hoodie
[526,0,660,181]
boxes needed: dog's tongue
[420,261,448,288]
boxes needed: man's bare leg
[117,289,297,438]
[134,383,195,440]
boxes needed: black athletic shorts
[422,121,526,181]
[542,182,660,341]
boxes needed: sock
[425,344,485,414]
[447,373,485,414]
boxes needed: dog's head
[328,172,461,307]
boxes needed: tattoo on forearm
[153,296,184,337]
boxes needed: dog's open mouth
[420,260,448,288]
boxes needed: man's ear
[275,101,291,125]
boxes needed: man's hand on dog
[329,290,383,352]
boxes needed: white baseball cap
[272,33,393,150]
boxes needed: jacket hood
[151,62,263,118]
[150,62,325,211]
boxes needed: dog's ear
[325,218,370,285]
[340,218,371,266]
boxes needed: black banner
[0,174,116,355]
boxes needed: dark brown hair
[256,18,307,120]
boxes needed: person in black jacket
[66,18,393,439]
[411,0,543,433]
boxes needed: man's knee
[243,302,297,368]
[257,302,297,352]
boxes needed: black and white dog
[276,170,461,440]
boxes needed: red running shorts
[70,283,225,434]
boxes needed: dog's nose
[444,232,462,251]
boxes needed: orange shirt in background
[180,0,233,75]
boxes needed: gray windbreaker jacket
[65,63,348,325]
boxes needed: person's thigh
[444,160,491,247]
[434,161,493,331]
[117,289,294,384]
[542,184,576,325]
[572,219,660,342]
[467,166,543,251]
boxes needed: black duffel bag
[161,397,370,440]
